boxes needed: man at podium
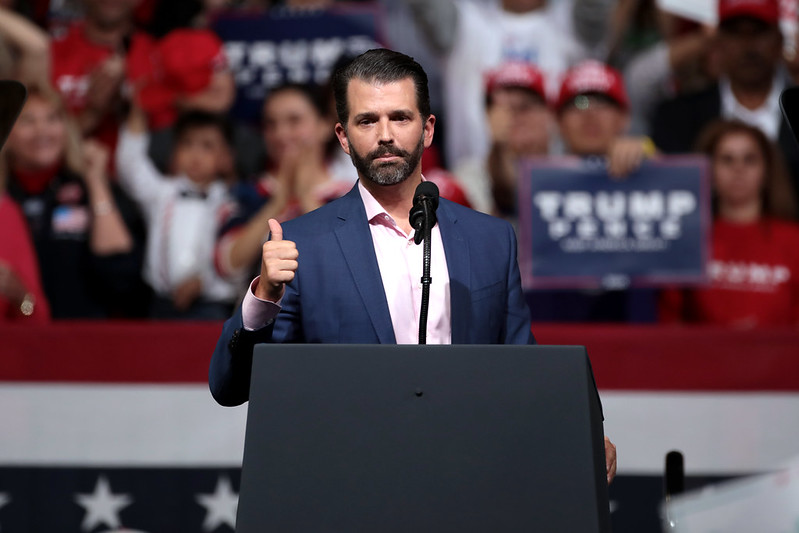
[208,48,616,481]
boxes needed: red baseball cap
[555,60,628,112]
[718,0,779,25]
[484,61,546,100]
[159,29,228,95]
[128,29,228,129]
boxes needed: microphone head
[413,181,440,210]
[664,450,684,497]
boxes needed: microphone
[409,181,439,344]
[664,450,684,498]
[409,181,439,245]
[663,450,684,529]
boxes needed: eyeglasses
[566,94,617,112]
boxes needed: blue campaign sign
[517,156,711,289]
[211,4,385,123]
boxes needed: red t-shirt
[660,218,799,327]
[0,195,51,323]
[50,23,156,151]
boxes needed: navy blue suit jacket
[209,184,534,406]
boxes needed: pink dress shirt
[242,180,452,344]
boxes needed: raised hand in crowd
[81,139,134,255]
[79,54,127,135]
[0,6,50,86]
[0,262,34,316]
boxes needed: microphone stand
[418,200,433,345]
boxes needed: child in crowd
[660,120,799,327]
[128,27,263,182]
[116,105,239,319]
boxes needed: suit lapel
[334,185,396,343]
[438,202,472,344]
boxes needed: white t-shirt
[443,1,586,169]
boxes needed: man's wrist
[252,276,283,303]
[242,276,281,331]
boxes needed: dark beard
[348,131,425,186]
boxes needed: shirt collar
[358,179,387,223]
[719,75,783,120]
[357,176,428,225]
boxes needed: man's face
[558,94,628,156]
[335,77,434,186]
[489,87,552,156]
[717,18,782,88]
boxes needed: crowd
[0,0,798,327]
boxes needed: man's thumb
[268,218,283,242]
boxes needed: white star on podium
[196,476,238,531]
[74,476,132,532]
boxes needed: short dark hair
[263,82,329,121]
[332,48,431,127]
[174,110,234,148]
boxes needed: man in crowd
[51,0,152,148]
[529,59,657,322]
[652,0,799,204]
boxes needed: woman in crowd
[216,82,354,281]
[3,85,147,318]
[660,120,799,327]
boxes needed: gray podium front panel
[237,344,609,532]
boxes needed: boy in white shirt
[116,106,238,319]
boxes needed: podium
[236,344,610,532]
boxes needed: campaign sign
[517,156,711,289]
[211,4,385,123]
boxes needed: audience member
[607,1,717,135]
[128,27,263,180]
[116,105,239,319]
[556,60,654,175]
[216,82,353,282]
[652,0,799,207]
[4,85,146,318]
[455,61,553,218]
[404,0,614,169]
[660,120,799,327]
[50,0,156,151]
[0,192,51,323]
[529,60,658,322]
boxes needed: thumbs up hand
[255,219,299,302]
